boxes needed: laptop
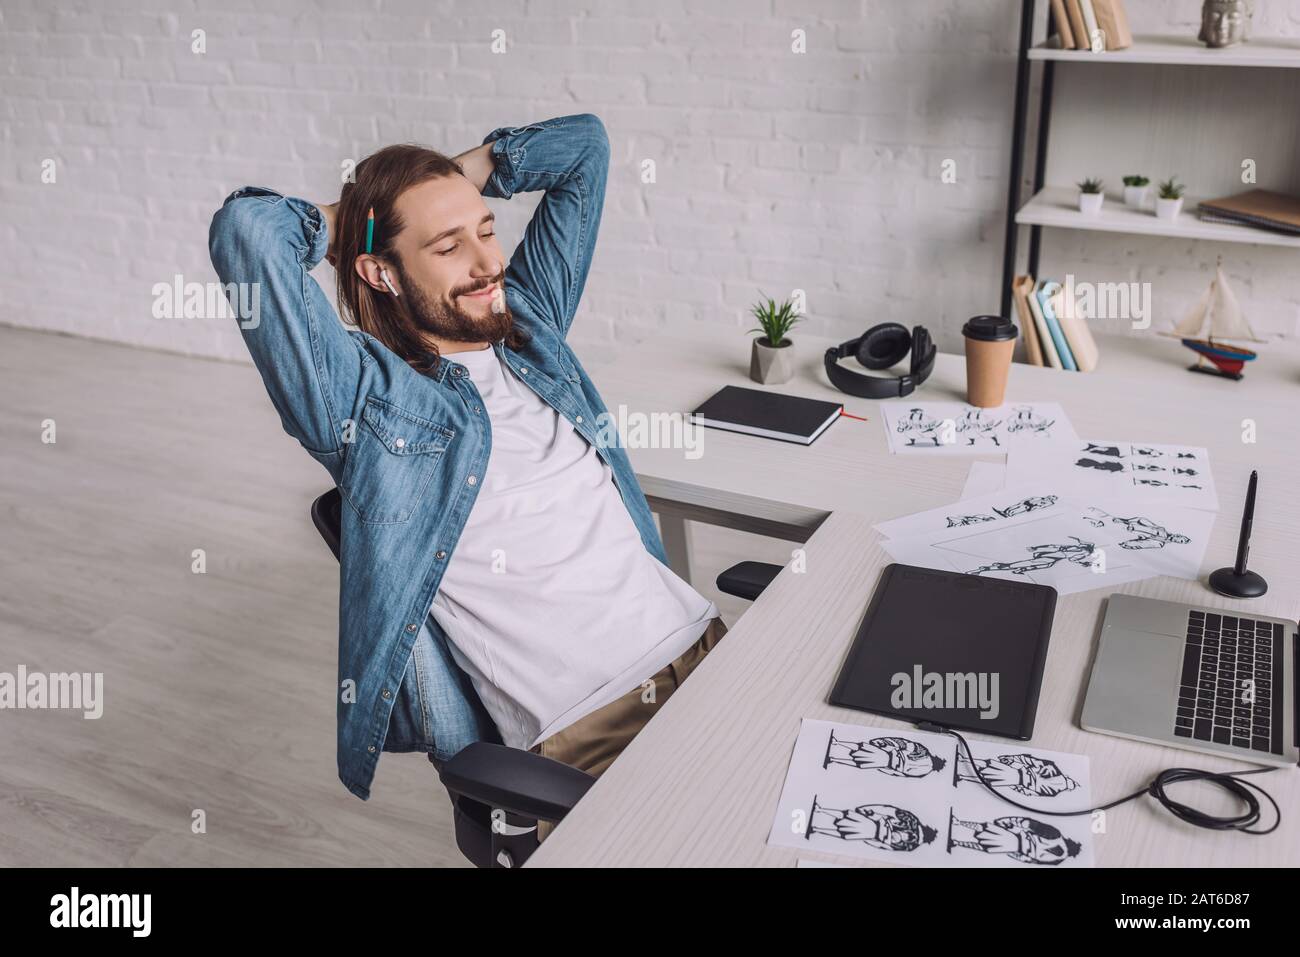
[1082,594,1299,766]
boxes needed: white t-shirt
[428,342,718,751]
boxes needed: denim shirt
[207,114,668,801]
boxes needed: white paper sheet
[1006,439,1219,512]
[874,483,1068,540]
[795,858,850,868]
[878,497,1216,595]
[961,460,1007,499]
[769,719,1094,867]
[881,402,1077,455]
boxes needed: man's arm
[473,114,611,340]
[452,142,495,196]
[208,187,362,458]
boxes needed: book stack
[1198,189,1300,236]
[1010,275,1100,372]
[1049,0,1132,52]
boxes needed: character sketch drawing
[947,811,1082,866]
[807,795,939,852]
[953,751,1080,798]
[966,536,1100,576]
[823,731,947,778]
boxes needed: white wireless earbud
[380,268,399,297]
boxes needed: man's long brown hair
[334,144,527,373]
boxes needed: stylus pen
[1234,470,1257,576]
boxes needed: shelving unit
[1015,186,1300,249]
[1028,33,1300,68]
[1000,3,1300,318]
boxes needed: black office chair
[310,487,781,867]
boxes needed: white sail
[1207,265,1258,342]
[1172,283,1210,338]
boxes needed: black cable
[914,721,1281,835]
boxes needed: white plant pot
[1155,196,1184,221]
[750,337,793,385]
[1123,185,1149,208]
[1078,191,1104,215]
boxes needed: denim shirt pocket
[339,395,454,525]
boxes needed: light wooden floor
[0,324,789,867]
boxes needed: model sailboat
[1162,262,1262,380]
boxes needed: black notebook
[691,385,842,445]
[829,564,1057,740]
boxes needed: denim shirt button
[467,474,477,486]
[382,689,391,698]
[367,745,376,753]
[436,549,447,559]
[519,367,528,375]
[394,437,405,448]
[575,415,583,424]
[406,623,417,633]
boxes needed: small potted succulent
[1122,174,1150,208]
[1155,177,1186,221]
[748,292,801,385]
[1077,178,1105,214]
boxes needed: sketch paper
[796,858,850,868]
[961,460,1007,499]
[878,498,1215,595]
[1006,439,1219,512]
[769,719,1094,867]
[874,483,1067,540]
[881,402,1077,455]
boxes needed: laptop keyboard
[1175,610,1284,755]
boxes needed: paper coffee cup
[962,315,1018,408]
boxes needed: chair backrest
[311,488,343,563]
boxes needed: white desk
[527,328,1300,867]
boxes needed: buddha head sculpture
[1198,0,1253,48]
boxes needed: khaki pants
[528,616,728,843]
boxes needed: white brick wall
[2,0,1297,364]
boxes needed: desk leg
[659,512,694,584]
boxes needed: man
[208,114,726,842]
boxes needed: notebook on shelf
[691,385,842,445]
[1198,189,1300,236]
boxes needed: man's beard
[395,259,513,345]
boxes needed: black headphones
[823,323,936,399]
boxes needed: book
[1037,280,1078,371]
[1026,281,1062,369]
[1198,189,1300,235]
[1012,274,1044,366]
[691,385,842,445]
[1049,0,1076,49]
[1054,285,1100,372]
[1093,0,1133,50]
[1066,0,1089,50]
[1079,0,1102,52]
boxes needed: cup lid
[963,315,1018,342]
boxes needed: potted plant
[747,292,801,385]
[1155,177,1186,221]
[1122,174,1150,208]
[1077,178,1105,214]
